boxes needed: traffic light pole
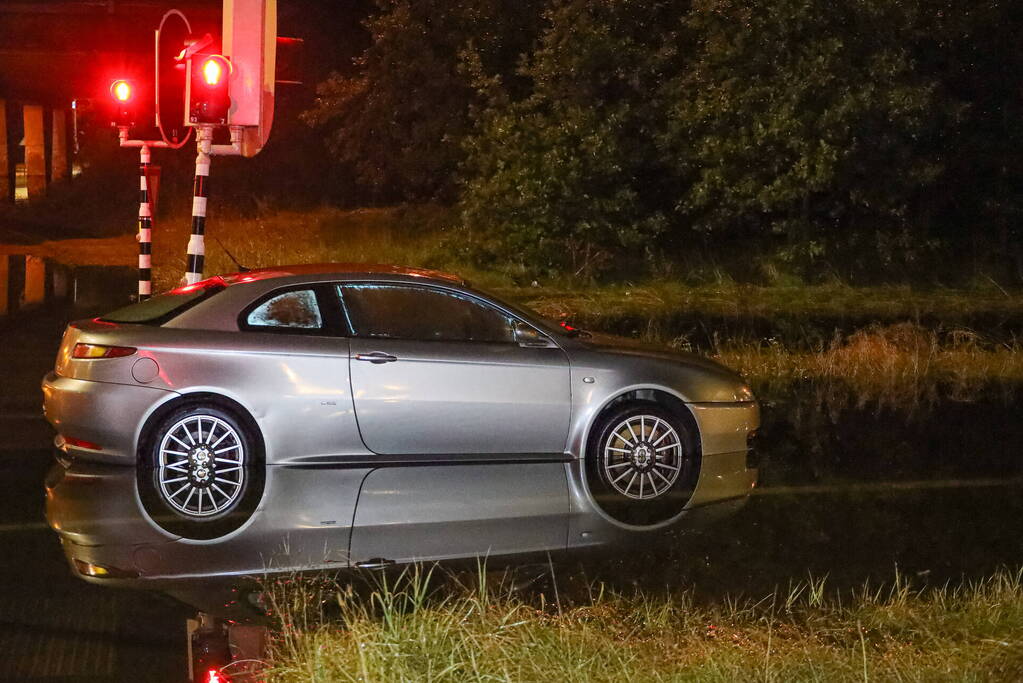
[185,126,213,285]
[182,125,244,285]
[117,128,172,300]
[138,144,153,300]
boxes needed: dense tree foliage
[310,0,1023,279]
[304,0,543,202]
[663,1,947,245]
[461,0,682,273]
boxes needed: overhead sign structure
[221,0,277,157]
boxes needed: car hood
[576,331,744,380]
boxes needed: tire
[138,404,264,540]
[585,401,700,526]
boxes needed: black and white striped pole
[185,126,213,285]
[137,144,153,299]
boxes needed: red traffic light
[188,54,231,125]
[201,58,225,86]
[110,80,133,102]
[108,79,136,127]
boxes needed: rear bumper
[41,371,177,464]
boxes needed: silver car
[43,264,758,613]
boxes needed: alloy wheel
[602,414,683,500]
[157,415,245,517]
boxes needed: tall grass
[711,323,1023,409]
[262,567,1023,682]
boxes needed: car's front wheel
[139,404,264,539]
[586,402,700,526]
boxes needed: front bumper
[42,371,177,463]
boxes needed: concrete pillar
[23,105,46,200]
[0,256,8,316]
[52,264,69,300]
[51,109,68,183]
[24,255,46,306]
[0,100,9,202]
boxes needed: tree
[461,0,683,274]
[661,0,951,257]
[304,0,542,202]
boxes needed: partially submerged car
[43,264,758,616]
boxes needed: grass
[712,323,1023,409]
[260,566,1023,682]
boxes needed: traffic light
[188,53,231,125]
[109,79,136,127]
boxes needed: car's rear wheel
[139,404,263,540]
[586,402,700,526]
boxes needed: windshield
[100,282,226,324]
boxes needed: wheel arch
[136,391,266,467]
[577,386,704,528]
[582,386,702,458]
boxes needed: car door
[340,282,572,457]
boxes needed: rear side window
[340,284,515,343]
[244,289,323,330]
[100,282,225,324]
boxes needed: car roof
[201,263,467,288]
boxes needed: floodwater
[580,392,1023,599]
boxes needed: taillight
[72,343,137,359]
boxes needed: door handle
[354,351,398,364]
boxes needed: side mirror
[513,321,555,348]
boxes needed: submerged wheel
[586,402,700,526]
[139,404,264,540]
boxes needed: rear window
[100,282,226,324]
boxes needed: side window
[244,289,323,330]
[340,284,515,343]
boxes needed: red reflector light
[205,668,229,683]
[202,58,224,86]
[72,343,137,359]
[168,276,226,295]
[63,436,102,451]
[111,80,132,102]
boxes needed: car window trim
[337,281,549,345]
[237,284,346,336]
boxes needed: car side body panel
[348,338,571,455]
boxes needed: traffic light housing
[188,53,231,125]
[109,79,136,127]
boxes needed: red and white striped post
[137,144,153,299]
[185,126,213,285]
